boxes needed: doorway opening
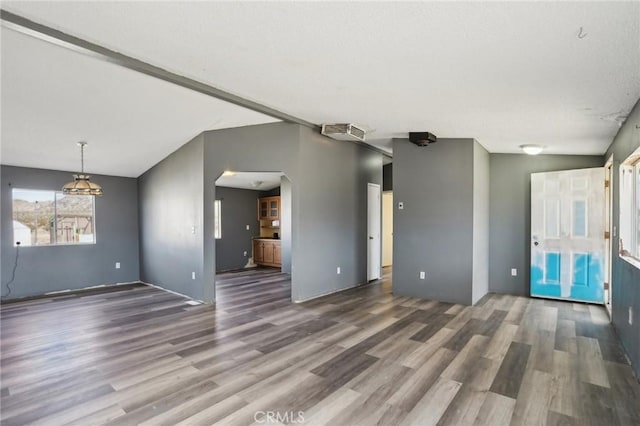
[214,172,292,304]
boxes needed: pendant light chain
[79,141,87,173]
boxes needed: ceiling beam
[0,9,392,159]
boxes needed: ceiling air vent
[321,124,366,142]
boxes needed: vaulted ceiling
[2,2,639,177]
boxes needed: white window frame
[619,148,640,268]
[214,200,222,239]
[11,188,97,247]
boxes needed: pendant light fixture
[62,142,103,196]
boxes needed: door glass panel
[545,252,561,283]
[573,200,587,237]
[544,199,560,238]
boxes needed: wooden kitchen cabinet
[253,239,264,263]
[263,241,275,264]
[253,238,281,267]
[258,196,280,221]
[274,243,282,264]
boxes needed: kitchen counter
[253,238,281,267]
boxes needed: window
[214,200,222,239]
[12,189,95,246]
[619,148,640,263]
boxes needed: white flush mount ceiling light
[62,141,103,196]
[520,144,544,155]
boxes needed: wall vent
[321,123,366,142]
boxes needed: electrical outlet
[192,272,196,280]
[629,307,633,325]
[115,262,121,269]
[337,267,341,275]
[419,271,426,280]
[246,225,250,230]
[191,226,196,234]
[243,251,247,257]
[511,268,517,276]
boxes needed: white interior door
[368,183,381,281]
[530,167,605,303]
[382,192,393,267]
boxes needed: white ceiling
[1,1,639,172]
[0,26,279,177]
[216,172,283,191]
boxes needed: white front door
[530,167,605,303]
[368,183,381,281]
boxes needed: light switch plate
[337,267,341,275]
[511,268,517,276]
[115,262,121,269]
[419,271,425,280]
[398,202,404,210]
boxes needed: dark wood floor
[1,267,638,425]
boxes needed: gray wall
[295,126,382,300]
[259,187,281,197]
[202,122,382,302]
[214,186,259,272]
[488,154,604,296]
[605,98,640,377]
[472,141,490,304]
[0,165,139,299]
[138,135,205,300]
[392,138,476,305]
